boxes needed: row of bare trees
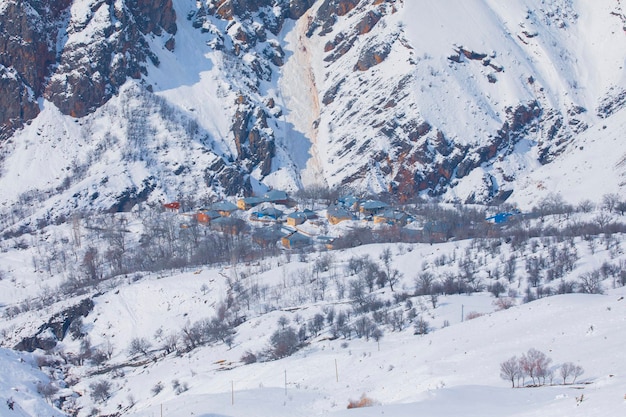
[500,348,584,387]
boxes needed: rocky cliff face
[299,0,610,203]
[188,0,316,191]
[45,0,177,118]
[0,0,177,137]
[0,0,65,139]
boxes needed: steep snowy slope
[1,0,625,228]
[0,349,66,417]
[303,0,626,202]
[513,106,626,208]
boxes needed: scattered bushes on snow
[172,379,189,395]
[151,381,164,396]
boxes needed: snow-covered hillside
[1,228,626,416]
[0,349,66,417]
[2,2,626,415]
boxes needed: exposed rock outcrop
[0,0,67,139]
[45,0,177,118]
[307,0,361,36]
[15,298,95,352]
[354,38,392,71]
[0,66,40,140]
[0,0,178,135]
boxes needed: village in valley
[161,189,519,251]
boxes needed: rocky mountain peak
[0,0,177,136]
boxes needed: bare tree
[615,200,626,216]
[359,260,380,293]
[354,316,375,340]
[571,363,584,383]
[89,380,112,403]
[161,333,179,354]
[379,248,396,291]
[78,337,93,365]
[200,283,209,295]
[601,193,620,213]
[346,255,368,276]
[560,362,584,384]
[128,337,152,357]
[520,348,552,385]
[415,272,435,296]
[577,199,595,213]
[90,349,108,367]
[560,362,573,384]
[82,246,101,281]
[269,326,299,359]
[349,278,367,307]
[37,381,59,402]
[594,212,613,230]
[500,356,521,388]
[277,315,290,329]
[503,255,517,283]
[578,271,604,294]
[384,269,402,292]
[413,316,430,335]
[488,281,506,298]
[309,313,325,336]
[525,256,544,287]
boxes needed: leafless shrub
[347,394,376,409]
[151,382,164,396]
[89,380,112,403]
[578,271,604,294]
[493,297,516,311]
[465,311,483,320]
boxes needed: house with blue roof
[359,200,389,216]
[486,211,520,224]
[237,196,264,210]
[373,210,409,226]
[210,201,238,216]
[252,206,284,221]
[281,232,312,249]
[287,211,308,226]
[263,189,290,204]
[327,204,354,225]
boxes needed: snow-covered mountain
[1,0,626,226]
[4,3,626,416]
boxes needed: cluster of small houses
[163,190,415,250]
[163,190,522,250]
